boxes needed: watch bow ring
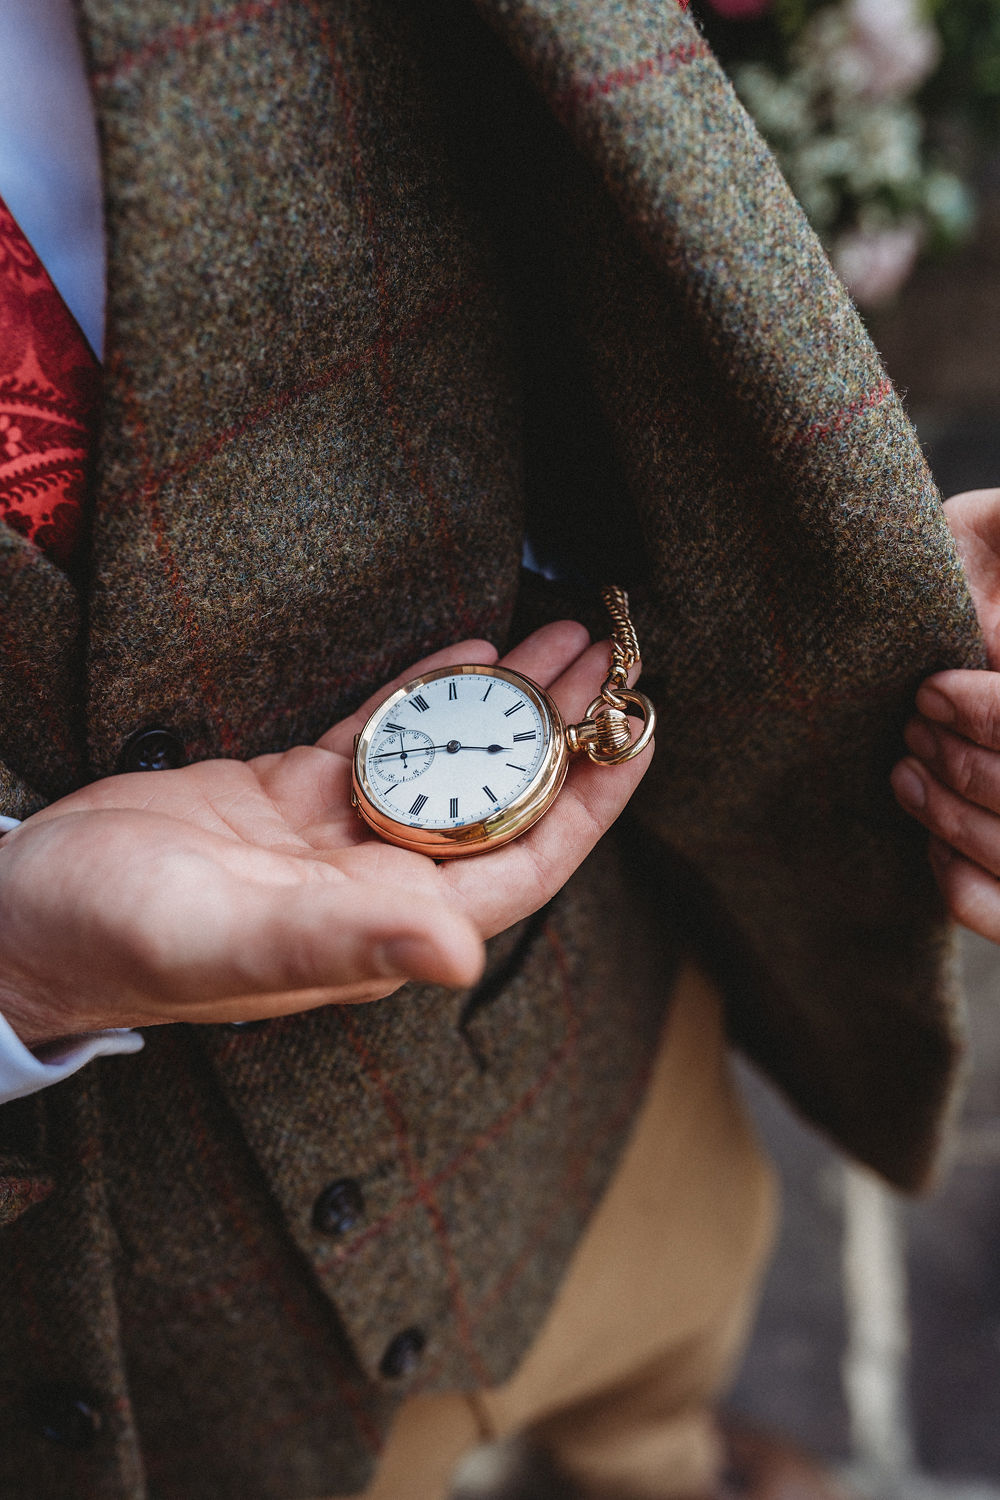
[350,585,656,857]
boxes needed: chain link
[599,584,641,703]
[564,585,656,765]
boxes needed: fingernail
[904,718,937,762]
[891,759,926,811]
[916,685,955,724]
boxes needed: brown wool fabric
[0,0,985,1495]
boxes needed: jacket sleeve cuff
[0,1010,144,1104]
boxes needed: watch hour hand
[429,742,509,754]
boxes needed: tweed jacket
[0,1,985,1495]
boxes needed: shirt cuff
[0,1010,144,1104]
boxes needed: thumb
[149,875,485,1017]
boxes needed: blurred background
[693,3,1000,1493]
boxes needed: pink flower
[845,0,940,97]
[706,0,771,19]
[832,221,922,306]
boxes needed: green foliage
[923,0,1000,133]
[690,0,981,302]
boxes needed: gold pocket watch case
[351,663,571,857]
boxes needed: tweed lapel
[469,0,986,1182]
[0,506,85,804]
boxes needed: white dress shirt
[0,0,106,356]
[0,0,140,1100]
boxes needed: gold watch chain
[565,586,656,765]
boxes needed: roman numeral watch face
[350,590,657,858]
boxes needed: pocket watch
[351,586,655,857]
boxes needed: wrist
[0,1009,143,1105]
[0,988,79,1050]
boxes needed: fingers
[891,745,1000,940]
[901,712,1000,813]
[892,669,1000,939]
[893,672,1000,848]
[439,638,652,936]
[498,619,591,687]
[440,737,652,937]
[914,670,1000,750]
[927,838,1000,945]
[892,751,1000,877]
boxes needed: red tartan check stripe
[166,1030,383,1455]
[626,375,910,810]
[8,1230,57,1386]
[143,1000,649,1353]
[109,348,240,754]
[90,0,280,87]
[304,0,480,639]
[473,1047,653,1324]
[554,39,710,117]
[103,281,477,756]
[0,614,79,767]
[318,996,580,1275]
[647,379,897,459]
[337,1008,493,1386]
[786,378,894,448]
[103,285,476,514]
[546,926,589,1217]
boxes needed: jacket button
[25,1384,102,1448]
[119,727,186,773]
[312,1178,365,1236]
[379,1327,426,1379]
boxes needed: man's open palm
[0,622,652,1045]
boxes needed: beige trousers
[339,963,778,1500]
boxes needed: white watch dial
[363,672,549,829]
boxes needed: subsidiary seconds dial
[368,724,435,786]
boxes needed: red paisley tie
[0,192,99,571]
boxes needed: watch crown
[567,707,631,759]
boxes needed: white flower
[832,220,923,305]
[924,170,975,240]
[734,63,813,144]
[844,0,941,98]
[842,103,924,193]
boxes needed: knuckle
[974,696,1000,751]
[942,872,975,927]
[946,737,981,801]
[924,780,962,845]
[938,858,1000,943]
[946,879,994,941]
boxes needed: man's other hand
[892,487,1000,939]
[0,622,652,1046]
